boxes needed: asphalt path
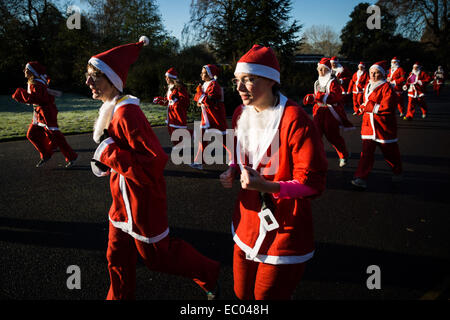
[0,90,449,302]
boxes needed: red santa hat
[203,64,220,80]
[234,44,280,84]
[165,67,178,79]
[369,60,388,77]
[391,57,400,63]
[413,62,421,68]
[330,56,338,63]
[88,36,149,92]
[25,61,48,85]
[358,61,365,68]
[317,57,332,71]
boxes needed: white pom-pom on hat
[139,35,149,46]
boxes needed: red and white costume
[153,68,189,143]
[89,37,220,300]
[432,67,445,96]
[230,45,328,300]
[404,63,432,119]
[331,56,352,104]
[387,58,407,115]
[12,61,77,163]
[193,64,228,164]
[304,58,354,160]
[354,61,402,180]
[347,62,369,114]
[194,74,228,133]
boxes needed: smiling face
[234,73,276,109]
[85,65,119,102]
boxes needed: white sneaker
[339,158,348,168]
[422,114,426,119]
[399,113,404,117]
[189,163,203,170]
[351,177,367,190]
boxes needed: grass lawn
[0,93,200,141]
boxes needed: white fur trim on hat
[234,62,280,84]
[369,64,386,76]
[165,72,177,79]
[203,65,217,80]
[88,57,124,92]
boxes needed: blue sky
[158,0,369,41]
[69,0,372,41]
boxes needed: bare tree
[300,25,341,56]
[377,0,449,50]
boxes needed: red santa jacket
[387,67,406,93]
[12,80,59,130]
[347,70,369,94]
[405,70,431,98]
[231,94,328,264]
[194,80,228,132]
[333,65,352,93]
[360,81,398,143]
[154,85,189,128]
[92,95,169,243]
[311,77,354,130]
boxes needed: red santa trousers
[405,96,428,118]
[433,83,442,96]
[233,245,306,300]
[106,224,220,300]
[313,108,349,160]
[27,124,77,161]
[354,140,402,180]
[394,92,405,115]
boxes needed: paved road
[0,90,449,302]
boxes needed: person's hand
[220,166,236,188]
[240,166,266,191]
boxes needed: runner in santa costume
[12,61,78,168]
[303,57,354,168]
[153,67,189,146]
[386,57,407,117]
[220,44,327,300]
[330,56,352,106]
[351,61,402,190]
[87,36,220,300]
[347,62,369,115]
[432,66,445,96]
[403,62,432,120]
[191,64,228,170]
